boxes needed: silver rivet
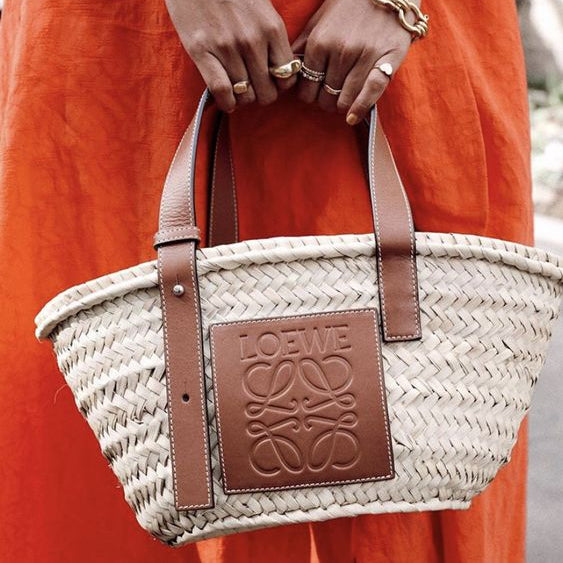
[172,284,185,297]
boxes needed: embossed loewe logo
[210,310,395,494]
[239,326,361,477]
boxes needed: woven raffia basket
[36,231,563,545]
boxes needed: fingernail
[346,113,358,126]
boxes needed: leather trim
[156,92,214,510]
[154,89,421,509]
[154,226,201,248]
[368,116,422,341]
[208,114,238,247]
[207,109,422,342]
[209,309,395,494]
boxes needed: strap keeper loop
[154,226,201,249]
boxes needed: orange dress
[0,0,532,561]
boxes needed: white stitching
[370,117,420,340]
[159,91,208,227]
[157,252,179,507]
[209,328,230,492]
[209,119,239,245]
[209,308,395,493]
[158,93,214,509]
[159,129,191,228]
[179,244,213,509]
[155,227,200,245]
[183,98,213,507]
[369,116,391,338]
[391,144,422,339]
[211,309,376,329]
[161,90,207,229]
[159,248,213,511]
[158,226,200,234]
[155,233,200,245]
[227,127,239,241]
[223,474,393,494]
[368,308,394,479]
[209,119,221,247]
[186,91,209,227]
[186,119,197,226]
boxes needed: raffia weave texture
[35,232,563,546]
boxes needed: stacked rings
[300,63,326,83]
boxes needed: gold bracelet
[371,0,429,40]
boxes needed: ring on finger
[232,80,251,95]
[269,59,302,79]
[373,62,394,80]
[322,83,342,96]
[300,64,326,82]
[300,72,324,83]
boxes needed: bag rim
[35,230,563,341]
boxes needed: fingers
[345,54,397,125]
[296,33,328,104]
[318,47,360,113]
[290,10,320,57]
[268,19,299,92]
[336,54,375,116]
[187,14,297,111]
[195,53,237,112]
[220,47,257,107]
[290,31,307,59]
[237,16,301,105]
[235,31,275,106]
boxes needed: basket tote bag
[35,90,563,546]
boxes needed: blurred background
[0,0,560,560]
[519,1,563,562]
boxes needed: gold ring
[269,59,302,79]
[322,83,342,96]
[374,63,393,79]
[233,80,250,95]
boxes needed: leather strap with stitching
[155,93,214,510]
[155,89,421,510]
[208,114,239,247]
[368,116,421,340]
[207,112,421,342]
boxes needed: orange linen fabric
[0,0,532,561]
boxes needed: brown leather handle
[207,114,239,247]
[154,89,421,510]
[205,103,421,342]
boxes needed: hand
[165,0,296,112]
[292,0,414,124]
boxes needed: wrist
[370,0,429,40]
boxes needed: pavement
[526,215,563,562]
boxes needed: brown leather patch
[209,309,394,494]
